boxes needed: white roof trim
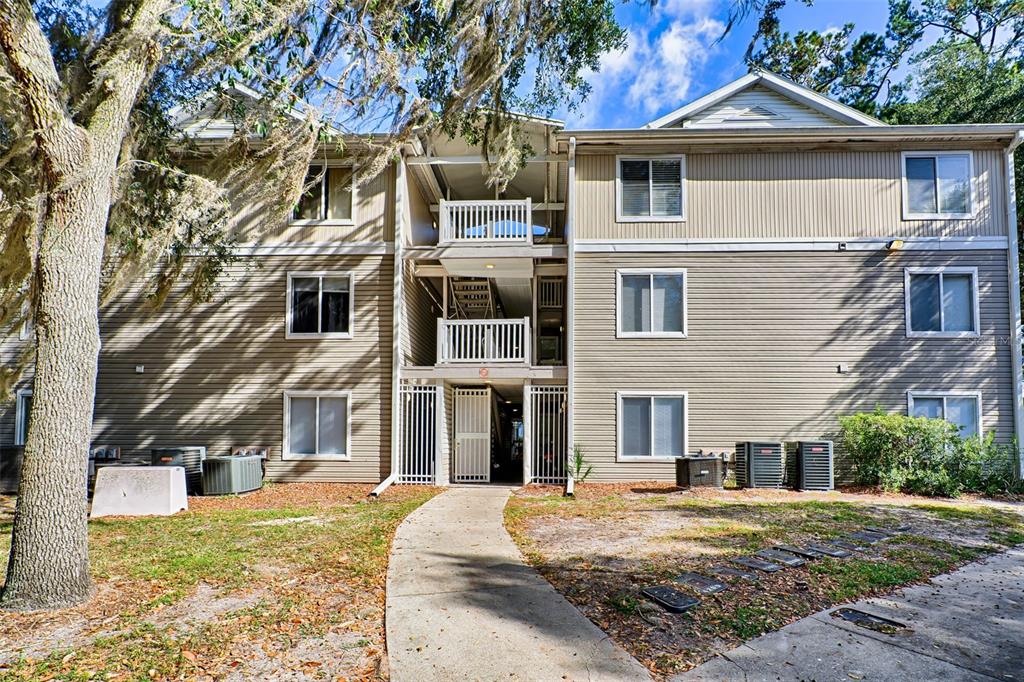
[643,70,885,129]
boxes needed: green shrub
[839,410,1022,498]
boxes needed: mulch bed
[188,481,427,512]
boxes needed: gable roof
[643,69,885,129]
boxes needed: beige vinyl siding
[574,250,1013,482]
[682,85,845,128]
[92,255,393,482]
[400,262,439,366]
[577,150,1006,240]
[230,164,395,244]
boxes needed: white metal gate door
[529,385,568,484]
[398,384,437,484]
[454,387,491,483]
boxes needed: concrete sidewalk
[676,546,1024,681]
[385,486,651,682]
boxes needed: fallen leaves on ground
[0,483,437,681]
[507,483,1024,680]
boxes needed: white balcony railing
[437,318,530,364]
[439,199,533,244]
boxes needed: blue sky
[563,0,893,128]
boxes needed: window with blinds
[617,156,685,220]
[618,392,687,460]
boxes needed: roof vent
[726,105,783,121]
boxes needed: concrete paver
[675,547,1024,681]
[386,486,651,682]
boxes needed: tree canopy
[0,0,626,610]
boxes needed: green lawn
[0,484,436,681]
[506,485,1024,679]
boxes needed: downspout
[372,155,407,498]
[564,137,577,497]
[1004,131,1024,478]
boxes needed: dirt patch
[145,583,267,631]
[507,484,1024,679]
[248,515,325,527]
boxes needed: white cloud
[570,12,725,127]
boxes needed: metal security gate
[528,385,568,484]
[398,384,437,484]
[454,387,491,483]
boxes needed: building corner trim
[566,136,577,491]
[389,158,406,487]
[1005,133,1024,477]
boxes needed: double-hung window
[905,268,979,337]
[616,156,685,221]
[14,389,32,445]
[287,272,354,338]
[284,390,351,459]
[908,391,981,438]
[617,269,687,337]
[901,152,974,219]
[292,163,354,223]
[618,392,688,460]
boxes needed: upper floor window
[287,272,354,339]
[617,269,687,337]
[616,156,685,221]
[905,267,979,337]
[292,164,354,223]
[901,152,974,219]
[908,390,981,438]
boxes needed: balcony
[437,318,530,364]
[439,199,534,245]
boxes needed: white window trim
[289,160,357,226]
[907,389,983,438]
[282,389,353,461]
[615,154,686,223]
[615,268,688,338]
[904,267,981,338]
[285,271,355,340]
[14,388,31,445]
[616,390,689,462]
[900,151,976,221]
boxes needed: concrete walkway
[386,486,651,682]
[676,546,1024,681]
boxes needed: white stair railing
[437,318,531,364]
[439,199,533,244]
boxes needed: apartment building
[4,70,1022,486]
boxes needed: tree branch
[0,0,85,180]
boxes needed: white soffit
[439,256,534,279]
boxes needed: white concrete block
[90,466,188,518]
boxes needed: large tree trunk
[0,154,109,610]
[0,0,166,611]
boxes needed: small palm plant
[571,444,593,483]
